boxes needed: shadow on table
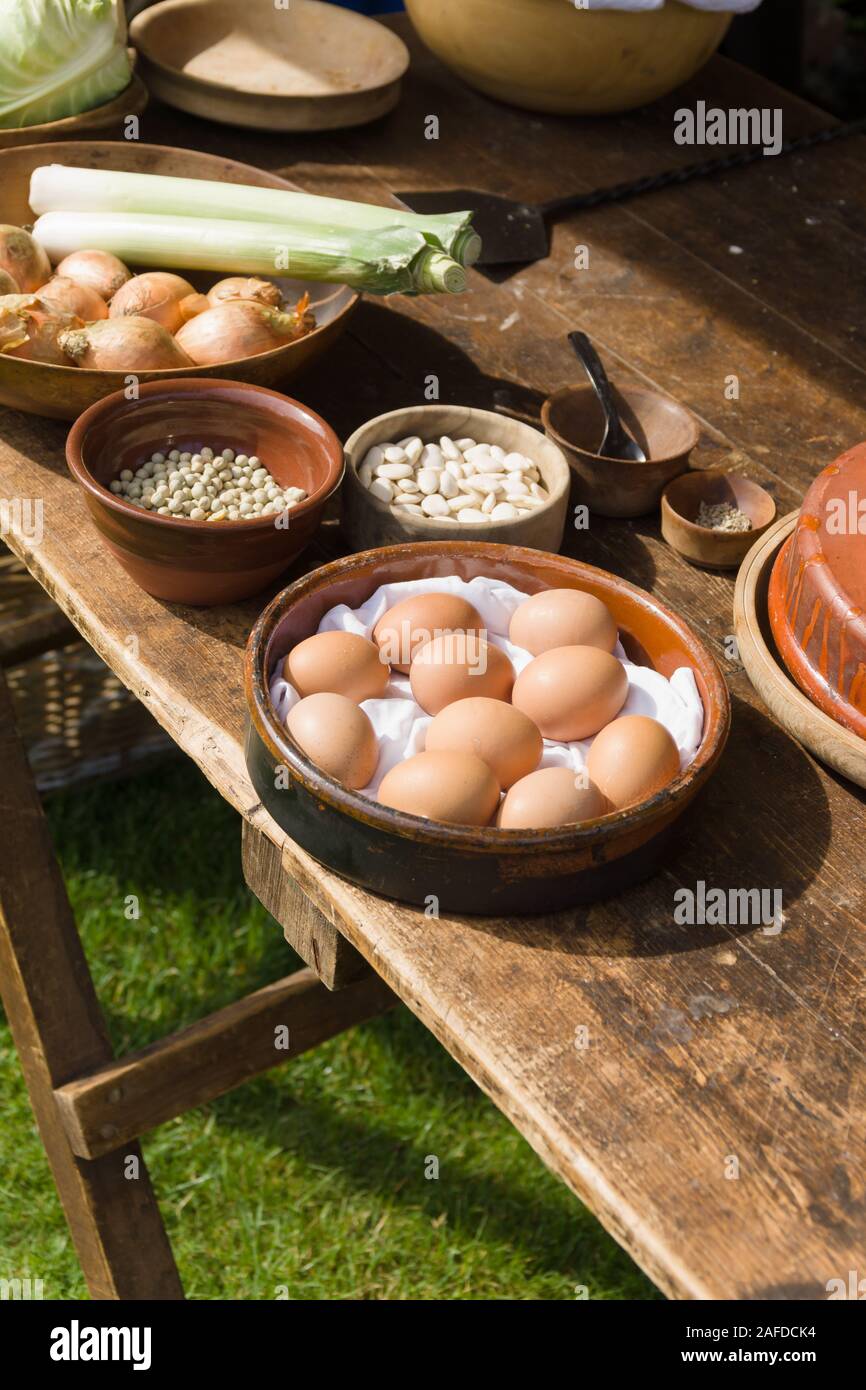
[464,690,832,960]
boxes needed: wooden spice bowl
[0,140,357,420]
[661,469,777,570]
[342,404,571,553]
[66,378,344,606]
[244,541,731,915]
[542,383,699,518]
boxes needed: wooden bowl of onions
[0,141,358,421]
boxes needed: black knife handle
[539,116,866,219]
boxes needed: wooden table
[2,20,866,1300]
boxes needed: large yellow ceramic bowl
[404,0,733,115]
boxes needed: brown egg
[587,715,680,810]
[287,693,379,790]
[373,592,485,673]
[512,645,628,741]
[284,631,389,703]
[425,697,542,789]
[497,765,608,829]
[409,634,514,715]
[509,588,617,656]
[378,750,500,825]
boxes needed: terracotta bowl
[0,141,357,420]
[661,469,777,571]
[542,383,699,518]
[244,541,730,915]
[66,378,344,606]
[342,404,571,552]
[768,441,866,740]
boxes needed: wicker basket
[1,549,174,792]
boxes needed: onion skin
[0,225,52,294]
[0,268,19,295]
[55,249,132,301]
[37,276,109,322]
[179,292,209,322]
[110,272,198,334]
[0,294,82,365]
[207,276,283,309]
[59,316,194,371]
[175,299,314,366]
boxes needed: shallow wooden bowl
[66,378,344,606]
[662,469,777,570]
[0,59,148,149]
[245,541,730,915]
[0,141,358,420]
[734,513,866,789]
[131,0,409,132]
[342,404,571,553]
[542,383,699,518]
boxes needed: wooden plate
[0,141,358,421]
[0,57,148,149]
[734,512,866,788]
[131,0,409,132]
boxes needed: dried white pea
[376,462,414,480]
[421,493,449,517]
[437,470,458,498]
[417,468,441,495]
[369,478,395,503]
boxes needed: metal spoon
[568,331,646,463]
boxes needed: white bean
[417,469,441,495]
[439,436,461,460]
[438,470,458,498]
[454,438,476,451]
[421,493,449,517]
[362,445,384,471]
[376,462,414,480]
[383,445,407,464]
[481,492,496,514]
[457,508,489,524]
[370,478,396,503]
[420,444,444,469]
[491,502,520,521]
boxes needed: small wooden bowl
[131,0,409,132]
[735,513,866,789]
[661,469,777,571]
[66,378,344,607]
[542,383,699,518]
[0,140,358,421]
[0,58,148,149]
[244,541,731,915]
[342,405,571,553]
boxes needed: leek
[32,210,467,296]
[29,164,481,268]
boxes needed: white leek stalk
[32,210,466,296]
[29,164,481,268]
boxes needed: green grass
[0,759,660,1301]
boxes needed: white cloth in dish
[269,575,705,801]
[569,1,762,12]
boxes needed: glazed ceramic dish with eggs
[245,542,730,914]
[0,142,356,420]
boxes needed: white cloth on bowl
[268,575,705,801]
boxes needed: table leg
[0,670,183,1300]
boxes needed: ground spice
[696,500,753,533]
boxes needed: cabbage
[0,0,131,129]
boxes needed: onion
[206,276,283,309]
[0,225,52,294]
[109,272,197,333]
[37,276,109,322]
[0,294,82,365]
[55,249,131,301]
[179,292,209,322]
[175,298,313,366]
[0,269,19,295]
[59,317,194,371]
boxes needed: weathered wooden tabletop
[2,19,865,1300]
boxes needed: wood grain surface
[1,21,865,1299]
